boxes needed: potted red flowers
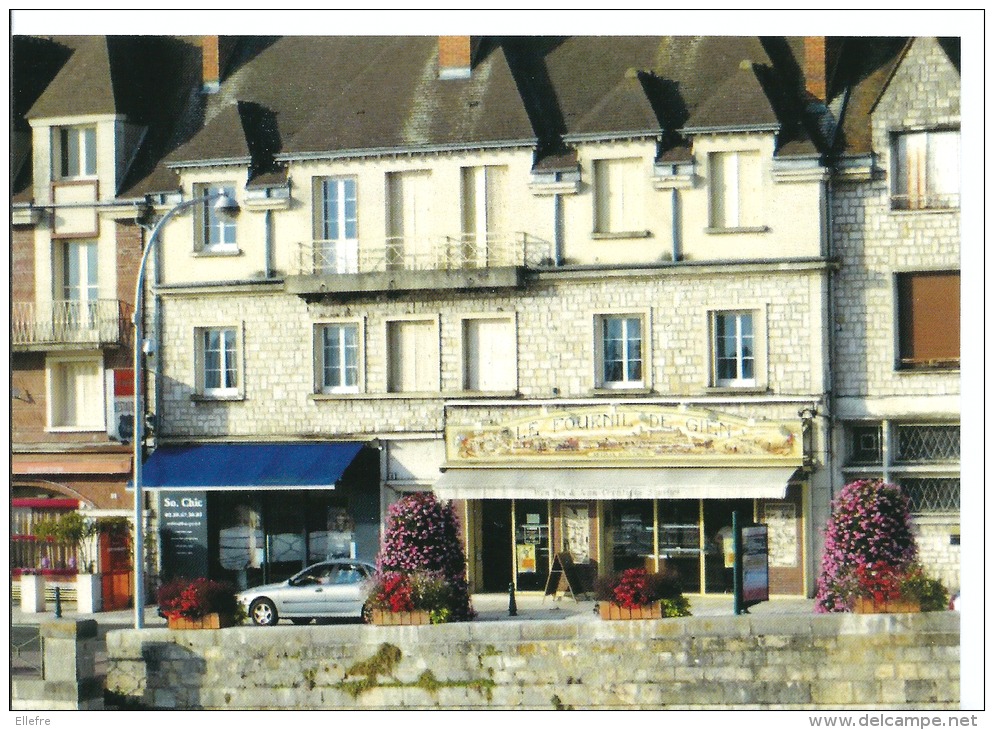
[157,577,242,629]
[595,567,691,620]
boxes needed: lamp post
[132,192,236,629]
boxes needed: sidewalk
[13,593,815,628]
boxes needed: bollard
[54,586,62,618]
[508,582,517,617]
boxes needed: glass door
[703,499,753,593]
[513,499,549,592]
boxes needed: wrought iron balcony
[11,299,129,350]
[287,233,555,296]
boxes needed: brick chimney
[202,36,235,93]
[803,36,828,102]
[438,36,473,79]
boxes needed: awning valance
[137,442,365,491]
[433,467,799,501]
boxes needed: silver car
[237,559,375,626]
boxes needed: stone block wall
[105,612,959,710]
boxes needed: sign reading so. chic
[446,405,803,466]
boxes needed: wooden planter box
[369,609,431,626]
[167,613,236,630]
[599,602,662,620]
[853,596,921,614]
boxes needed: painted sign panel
[563,503,591,564]
[763,502,799,568]
[446,405,802,466]
[741,525,770,605]
[159,490,209,579]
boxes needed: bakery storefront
[436,404,810,596]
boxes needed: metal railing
[11,299,129,347]
[10,626,43,677]
[294,233,555,277]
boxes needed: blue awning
[136,442,366,490]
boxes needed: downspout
[671,187,681,262]
[264,209,273,278]
[553,193,563,266]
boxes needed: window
[462,316,516,391]
[314,177,358,273]
[197,327,239,396]
[895,424,960,463]
[47,354,104,430]
[899,478,960,514]
[712,311,756,387]
[846,424,883,465]
[386,319,439,392]
[316,322,361,394]
[708,151,762,229]
[596,315,644,389]
[57,126,97,178]
[459,166,507,266]
[891,130,959,210]
[386,171,432,269]
[195,184,237,251]
[896,271,960,369]
[593,158,644,235]
[59,240,98,329]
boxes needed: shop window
[708,150,762,230]
[316,321,362,394]
[899,477,960,514]
[462,316,516,392]
[313,176,358,273]
[386,319,439,392]
[596,314,644,389]
[195,326,240,397]
[194,183,238,252]
[896,271,960,370]
[56,126,97,178]
[612,500,654,572]
[846,423,883,465]
[891,130,959,210]
[46,353,104,430]
[593,157,644,236]
[895,424,960,463]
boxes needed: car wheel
[290,617,313,625]
[250,598,278,626]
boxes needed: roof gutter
[681,123,781,135]
[562,130,663,144]
[275,138,538,164]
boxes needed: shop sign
[446,405,802,466]
[159,491,209,580]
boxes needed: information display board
[159,490,209,579]
[740,525,770,606]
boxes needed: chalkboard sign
[543,552,589,602]
[159,491,209,580]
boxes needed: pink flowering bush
[375,492,474,621]
[815,479,918,612]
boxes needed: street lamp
[132,191,237,628]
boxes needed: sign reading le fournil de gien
[446,405,803,466]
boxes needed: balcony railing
[11,299,129,349]
[292,232,555,277]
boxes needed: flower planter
[853,596,921,614]
[167,613,236,630]
[599,602,662,620]
[75,573,102,614]
[369,609,431,626]
[20,574,46,614]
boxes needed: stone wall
[105,612,959,710]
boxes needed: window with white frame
[194,183,238,251]
[196,326,239,396]
[57,240,99,329]
[313,177,358,273]
[891,130,960,210]
[386,319,439,393]
[711,311,756,387]
[56,126,97,178]
[47,354,104,430]
[462,316,516,392]
[386,171,432,269]
[459,166,507,267]
[316,322,361,394]
[708,151,762,229]
[593,158,644,235]
[596,314,644,389]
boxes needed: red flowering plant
[855,561,904,603]
[156,577,241,622]
[594,566,691,617]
